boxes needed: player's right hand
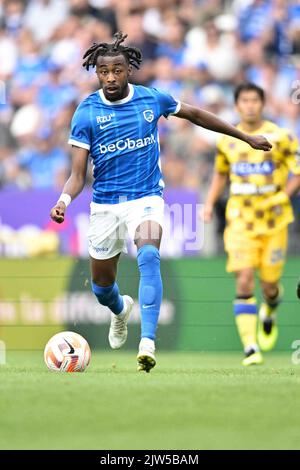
[199,204,213,223]
[246,134,272,151]
[50,202,66,224]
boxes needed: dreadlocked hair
[82,31,143,71]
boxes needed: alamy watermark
[291,80,300,104]
[291,340,300,364]
[89,199,205,253]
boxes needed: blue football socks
[137,244,163,340]
[91,281,124,315]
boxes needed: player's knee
[262,282,279,299]
[137,244,160,272]
[236,272,254,297]
[237,283,254,297]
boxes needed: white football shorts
[88,195,164,260]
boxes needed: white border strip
[170,100,181,116]
[99,83,134,106]
[68,139,91,150]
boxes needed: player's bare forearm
[63,145,89,199]
[50,146,89,224]
[176,103,272,151]
[61,173,86,200]
[285,175,300,198]
[201,172,228,223]
[206,172,228,207]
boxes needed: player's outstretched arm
[50,146,89,224]
[176,103,272,151]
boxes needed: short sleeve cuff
[68,139,90,150]
[169,100,181,116]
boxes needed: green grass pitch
[1,351,300,450]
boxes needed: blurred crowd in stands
[0,0,300,198]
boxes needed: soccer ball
[44,331,91,372]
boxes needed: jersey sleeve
[68,100,91,151]
[152,87,181,118]
[280,130,300,175]
[214,138,230,174]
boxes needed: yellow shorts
[224,226,288,283]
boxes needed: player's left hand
[246,135,272,151]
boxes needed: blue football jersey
[68,84,181,204]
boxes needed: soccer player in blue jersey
[50,32,271,372]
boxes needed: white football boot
[137,337,156,373]
[108,295,134,349]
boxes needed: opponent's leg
[257,281,282,351]
[90,255,134,349]
[234,268,263,366]
[257,227,287,351]
[135,221,162,372]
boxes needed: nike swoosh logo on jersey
[142,304,156,309]
[99,123,113,130]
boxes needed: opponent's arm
[284,135,300,198]
[201,172,228,223]
[285,175,300,198]
[50,146,89,224]
[176,103,272,151]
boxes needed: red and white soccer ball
[44,331,91,372]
